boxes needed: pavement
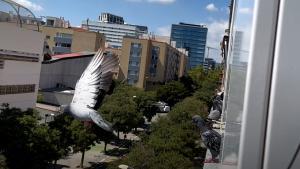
[35,103,141,168]
[50,132,140,169]
[54,143,118,169]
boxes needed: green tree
[68,120,96,168]
[48,114,74,164]
[134,90,157,122]
[168,97,208,123]
[147,117,199,159]
[187,66,207,88]
[110,96,208,169]
[194,68,221,106]
[108,144,194,169]
[123,143,155,169]
[150,151,194,169]
[0,104,66,169]
[0,154,8,169]
[100,85,143,138]
[92,125,117,153]
[156,81,189,106]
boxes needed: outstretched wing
[89,110,113,132]
[71,49,119,109]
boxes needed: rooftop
[177,22,207,28]
[51,51,95,59]
[0,0,40,31]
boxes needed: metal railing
[0,0,40,31]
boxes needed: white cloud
[206,3,218,12]
[205,20,228,47]
[239,7,252,14]
[147,0,175,4]
[156,25,171,36]
[204,20,228,62]
[13,0,43,12]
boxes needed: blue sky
[13,0,231,62]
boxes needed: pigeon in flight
[60,49,119,132]
[192,115,221,163]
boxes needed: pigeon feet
[204,158,219,163]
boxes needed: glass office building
[82,20,148,49]
[170,22,207,69]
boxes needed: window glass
[127,43,142,84]
[221,0,255,167]
[149,46,159,77]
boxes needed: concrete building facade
[99,13,124,24]
[171,22,208,69]
[0,1,44,110]
[39,52,95,90]
[118,36,187,89]
[44,16,70,28]
[40,26,105,55]
[82,15,148,48]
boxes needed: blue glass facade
[170,23,207,69]
[127,43,142,85]
[149,46,159,77]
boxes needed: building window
[149,46,160,77]
[46,19,54,26]
[127,43,142,84]
[0,84,35,95]
[55,42,71,48]
[0,60,4,69]
[56,33,72,38]
[130,43,142,57]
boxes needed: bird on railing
[192,115,221,163]
[59,49,119,132]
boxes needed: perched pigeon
[192,115,221,163]
[60,49,119,132]
[208,92,223,120]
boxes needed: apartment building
[44,16,70,28]
[40,26,105,55]
[118,36,187,89]
[82,13,148,48]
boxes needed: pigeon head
[192,115,207,130]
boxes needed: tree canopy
[100,84,144,136]
[0,104,66,169]
[156,81,190,107]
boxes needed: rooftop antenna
[86,18,89,31]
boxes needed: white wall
[39,56,92,89]
[0,23,44,110]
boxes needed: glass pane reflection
[220,0,255,168]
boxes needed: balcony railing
[0,0,40,31]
